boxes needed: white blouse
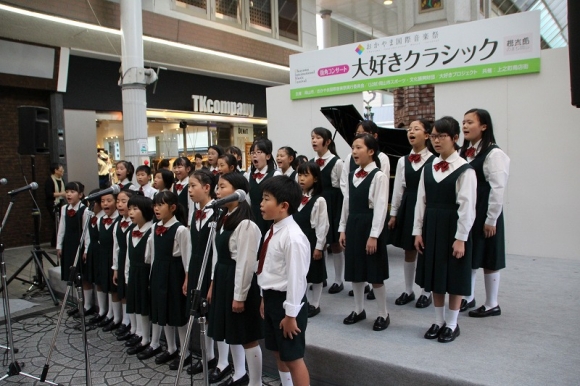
[390,147,434,217]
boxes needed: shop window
[249,0,272,33]
[215,0,242,24]
[278,0,298,42]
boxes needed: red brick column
[393,85,435,127]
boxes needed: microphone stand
[0,196,59,384]
[40,199,94,386]
[174,208,223,386]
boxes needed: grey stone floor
[0,245,281,385]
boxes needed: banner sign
[290,11,541,100]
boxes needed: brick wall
[4,0,297,66]
[393,85,435,127]
[0,86,53,247]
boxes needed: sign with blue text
[290,11,540,100]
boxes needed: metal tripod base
[0,362,61,385]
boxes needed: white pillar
[120,0,149,178]
[319,10,332,49]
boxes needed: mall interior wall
[63,109,99,193]
[435,47,579,260]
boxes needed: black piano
[320,104,411,202]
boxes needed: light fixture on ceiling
[384,0,393,4]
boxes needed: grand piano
[320,104,411,202]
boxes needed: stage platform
[0,244,578,385]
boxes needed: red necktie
[257,225,274,275]
[103,217,113,226]
[253,172,265,180]
[195,210,206,221]
[301,196,310,205]
[118,184,124,189]
[408,154,422,163]
[316,158,325,167]
[175,183,184,192]
[212,169,219,175]
[90,217,98,226]
[355,169,368,178]
[156,225,168,236]
[120,220,130,229]
[434,161,450,172]
[67,209,76,217]
[465,147,476,158]
[132,230,143,238]
[139,186,144,193]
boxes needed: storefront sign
[192,95,255,117]
[290,11,540,100]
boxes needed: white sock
[421,289,431,297]
[177,325,189,356]
[112,301,122,324]
[446,308,460,331]
[164,326,177,354]
[373,285,388,318]
[333,252,345,285]
[434,306,445,327]
[83,289,93,309]
[230,344,246,381]
[465,269,478,302]
[97,291,108,316]
[122,304,130,326]
[107,294,114,319]
[129,313,137,334]
[352,282,366,314]
[204,333,215,361]
[244,345,262,386]
[310,283,323,308]
[216,341,230,370]
[484,272,500,309]
[150,323,162,349]
[279,371,293,386]
[140,315,151,344]
[403,261,415,295]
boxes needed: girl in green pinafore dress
[413,117,477,343]
[293,162,329,318]
[339,134,390,332]
[208,172,263,386]
[388,119,436,309]
[459,108,510,318]
[138,191,191,365]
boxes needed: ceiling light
[384,0,393,4]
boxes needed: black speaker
[569,0,579,107]
[18,106,51,155]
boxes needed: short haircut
[157,159,171,169]
[155,169,175,191]
[260,175,302,215]
[136,165,151,175]
[127,194,154,222]
[49,163,62,174]
[357,120,379,135]
[296,161,323,197]
[65,181,84,195]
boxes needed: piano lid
[320,104,411,159]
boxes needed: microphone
[83,185,121,202]
[206,189,247,208]
[0,178,7,185]
[7,182,38,196]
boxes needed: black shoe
[208,364,232,383]
[348,284,370,296]
[168,354,192,370]
[459,299,476,312]
[395,292,415,305]
[372,315,390,331]
[74,306,97,319]
[115,323,131,336]
[218,373,249,386]
[438,325,460,343]
[97,317,113,328]
[67,307,79,316]
[307,305,320,318]
[136,344,161,359]
[415,294,432,308]
[469,305,501,318]
[187,357,217,375]
[125,334,142,347]
[343,310,366,325]
[117,331,134,341]
[155,350,179,365]
[328,283,344,294]
[88,314,105,326]
[366,288,375,300]
[127,342,149,355]
[103,321,121,332]
[424,323,446,339]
